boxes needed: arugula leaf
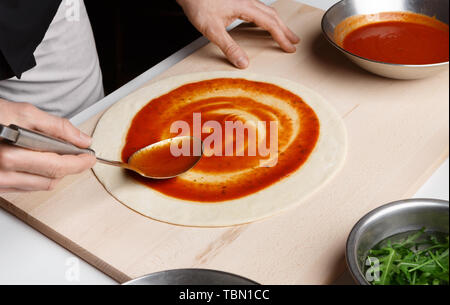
[364,229,449,285]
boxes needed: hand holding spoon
[0,124,202,179]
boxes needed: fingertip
[285,44,296,53]
[235,56,249,69]
[80,153,97,168]
[79,132,93,148]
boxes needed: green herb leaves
[365,228,449,285]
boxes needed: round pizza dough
[91,71,347,227]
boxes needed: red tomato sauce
[343,14,449,65]
[127,138,199,179]
[121,78,320,202]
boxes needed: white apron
[0,0,104,118]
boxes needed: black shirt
[0,0,61,80]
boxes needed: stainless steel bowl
[123,269,259,285]
[346,199,449,285]
[322,0,449,79]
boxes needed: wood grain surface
[1,0,448,284]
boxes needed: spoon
[0,124,203,179]
[98,136,203,179]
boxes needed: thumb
[25,105,92,148]
[208,27,249,69]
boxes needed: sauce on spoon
[127,137,201,179]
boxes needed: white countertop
[0,0,448,285]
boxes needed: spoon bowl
[97,136,203,179]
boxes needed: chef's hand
[177,0,299,69]
[0,99,96,193]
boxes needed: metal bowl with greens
[346,199,449,285]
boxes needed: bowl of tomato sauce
[322,0,449,79]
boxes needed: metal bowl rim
[321,0,450,68]
[122,268,260,285]
[345,198,449,285]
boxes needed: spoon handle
[96,157,130,169]
[0,124,94,155]
[0,124,133,171]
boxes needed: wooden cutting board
[1,0,448,284]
